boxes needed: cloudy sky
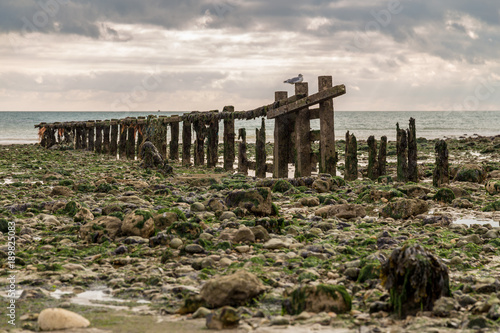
[0,0,499,112]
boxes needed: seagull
[284,74,303,84]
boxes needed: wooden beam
[267,84,346,119]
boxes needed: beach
[1,133,500,332]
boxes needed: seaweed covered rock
[225,187,273,216]
[139,141,173,174]
[206,306,240,330]
[380,198,428,219]
[282,284,352,315]
[121,210,155,238]
[80,216,123,243]
[381,244,450,318]
[454,164,486,183]
[200,270,266,308]
[272,179,294,193]
[486,180,500,195]
[433,188,455,204]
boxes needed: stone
[282,284,351,315]
[219,211,236,221]
[50,186,74,197]
[38,308,90,331]
[484,230,498,239]
[315,204,366,219]
[250,225,270,242]
[153,212,178,229]
[270,315,290,326]
[79,216,122,242]
[192,307,212,319]
[185,244,204,254]
[454,164,486,183]
[299,197,320,207]
[118,195,152,207]
[207,198,227,212]
[232,226,255,244]
[312,179,330,193]
[462,234,482,245]
[225,188,273,216]
[200,270,266,307]
[170,238,183,249]
[263,238,289,250]
[74,208,94,222]
[380,199,429,219]
[432,297,459,317]
[206,306,240,330]
[486,180,500,195]
[191,202,206,212]
[121,211,155,238]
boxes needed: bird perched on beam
[284,74,303,84]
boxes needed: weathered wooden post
[273,91,289,178]
[193,118,205,166]
[102,121,110,154]
[81,122,87,150]
[367,135,378,180]
[136,118,145,156]
[182,120,192,166]
[170,120,180,161]
[110,119,119,158]
[433,140,449,187]
[378,136,387,177]
[75,123,82,149]
[48,125,57,148]
[119,119,127,159]
[126,118,136,159]
[344,131,358,181]
[238,128,248,175]
[207,111,219,168]
[153,116,168,159]
[95,121,103,154]
[319,76,337,176]
[255,118,266,178]
[407,118,418,182]
[55,123,62,144]
[87,121,95,152]
[396,123,408,182]
[223,106,236,171]
[294,82,311,177]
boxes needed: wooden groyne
[36,75,348,179]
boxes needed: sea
[0,111,499,145]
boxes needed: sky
[0,0,499,112]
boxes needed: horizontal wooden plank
[267,84,346,119]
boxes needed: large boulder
[225,188,273,216]
[282,284,352,315]
[80,216,123,242]
[200,270,266,307]
[122,211,155,238]
[381,199,428,219]
[315,204,366,219]
[38,308,90,331]
[454,164,487,183]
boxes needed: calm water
[0,111,499,145]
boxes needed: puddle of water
[0,178,14,184]
[0,290,23,300]
[454,219,499,227]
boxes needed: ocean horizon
[1,111,499,145]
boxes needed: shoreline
[0,136,500,332]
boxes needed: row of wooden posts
[36,75,444,184]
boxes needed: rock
[299,197,320,207]
[315,204,366,219]
[263,238,288,250]
[118,195,152,207]
[452,198,473,209]
[484,230,498,239]
[312,179,330,193]
[380,199,428,219]
[74,208,94,222]
[206,306,240,330]
[488,303,500,320]
[207,198,227,212]
[185,244,204,254]
[449,256,463,266]
[458,295,477,307]
[192,307,212,319]
[121,211,155,238]
[38,308,90,331]
[369,301,390,313]
[191,202,206,212]
[170,238,183,249]
[282,284,351,315]
[467,315,488,329]
[433,188,455,204]
[153,212,178,229]
[462,234,482,245]
[344,267,360,280]
[139,141,172,175]
[270,315,290,326]
[432,297,459,317]
[225,188,273,216]
[232,226,255,244]
[219,211,236,221]
[79,216,122,242]
[250,225,270,242]
[50,186,74,197]
[102,204,122,215]
[486,180,500,195]
[200,270,266,307]
[454,164,486,183]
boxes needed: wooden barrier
[35,75,352,180]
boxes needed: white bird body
[284,74,303,84]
